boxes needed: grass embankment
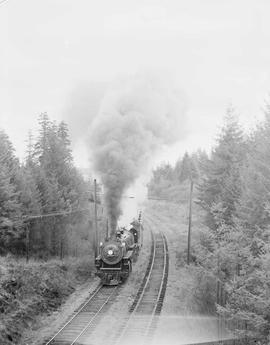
[0,255,95,345]
[145,180,216,315]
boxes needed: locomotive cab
[129,219,142,245]
[129,227,138,243]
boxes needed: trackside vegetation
[0,113,96,258]
[148,105,270,344]
[0,256,94,345]
[0,113,98,344]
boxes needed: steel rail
[131,230,156,313]
[112,227,156,345]
[45,217,167,345]
[44,283,103,345]
[69,286,118,345]
[115,226,168,345]
[143,231,168,339]
[128,228,155,313]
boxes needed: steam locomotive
[95,215,142,285]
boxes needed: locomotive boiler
[95,216,142,285]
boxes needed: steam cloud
[88,73,187,233]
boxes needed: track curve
[43,221,169,345]
[114,225,169,345]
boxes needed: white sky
[1,0,270,167]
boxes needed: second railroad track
[114,224,169,345]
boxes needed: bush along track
[0,256,94,345]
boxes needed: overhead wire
[20,191,135,221]
[22,207,93,221]
[21,196,173,220]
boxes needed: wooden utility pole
[138,210,143,247]
[26,224,30,263]
[217,231,223,341]
[187,179,194,265]
[60,239,64,260]
[106,218,109,241]
[94,179,98,257]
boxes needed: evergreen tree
[192,149,209,180]
[16,165,41,216]
[237,103,270,228]
[31,114,91,256]
[0,130,23,253]
[198,107,245,227]
[33,115,75,213]
[0,117,92,257]
[177,152,199,183]
[215,222,270,341]
[25,130,35,166]
[34,112,51,168]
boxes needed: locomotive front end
[95,221,141,285]
[101,241,124,265]
[95,240,128,285]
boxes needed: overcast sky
[1,0,270,167]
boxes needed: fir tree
[178,152,199,182]
[238,102,270,228]
[0,130,23,253]
[198,107,245,227]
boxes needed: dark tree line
[0,113,94,259]
[148,105,270,342]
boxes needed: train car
[95,216,142,285]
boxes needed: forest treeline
[148,106,270,343]
[0,113,95,259]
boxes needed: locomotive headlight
[108,249,114,256]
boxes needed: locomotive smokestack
[88,72,187,233]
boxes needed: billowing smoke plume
[88,73,187,232]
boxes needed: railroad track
[43,284,118,345]
[43,221,169,345]
[114,225,169,345]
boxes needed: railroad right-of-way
[42,218,169,345]
[42,202,247,345]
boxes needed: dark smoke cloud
[88,73,187,232]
